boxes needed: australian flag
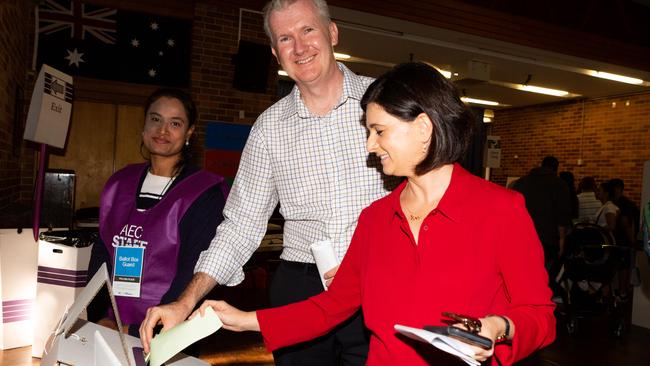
[36,0,191,87]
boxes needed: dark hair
[143,88,197,175]
[599,181,616,201]
[578,176,596,192]
[609,178,624,190]
[541,156,559,172]
[361,62,475,175]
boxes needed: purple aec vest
[99,163,228,325]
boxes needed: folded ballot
[394,324,480,366]
[310,240,339,290]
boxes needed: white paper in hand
[394,324,479,366]
[148,307,222,366]
[310,240,339,290]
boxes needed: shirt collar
[281,62,365,120]
[390,163,471,223]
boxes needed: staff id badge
[112,246,144,298]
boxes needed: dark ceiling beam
[327,0,650,71]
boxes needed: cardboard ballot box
[33,231,93,357]
[41,263,208,366]
[0,229,39,350]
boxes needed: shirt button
[423,225,429,231]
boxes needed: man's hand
[139,301,192,353]
[324,265,340,287]
[139,272,218,353]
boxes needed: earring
[422,142,428,153]
[185,140,189,146]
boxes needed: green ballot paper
[147,307,222,366]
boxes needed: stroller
[558,223,634,337]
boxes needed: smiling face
[268,0,339,87]
[142,96,194,160]
[365,103,432,177]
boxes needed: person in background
[559,171,579,222]
[140,1,396,364]
[609,178,640,302]
[87,88,228,340]
[193,62,555,366]
[577,176,601,223]
[595,181,619,234]
[513,156,571,300]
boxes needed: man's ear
[329,21,339,47]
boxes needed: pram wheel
[566,316,578,335]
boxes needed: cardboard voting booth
[33,232,93,357]
[41,263,209,366]
[23,64,73,149]
[0,229,39,350]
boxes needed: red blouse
[257,164,555,365]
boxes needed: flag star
[167,39,175,47]
[131,38,140,47]
[150,22,159,30]
[148,68,157,77]
[64,48,85,67]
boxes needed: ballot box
[0,229,39,350]
[41,263,209,366]
[33,230,94,357]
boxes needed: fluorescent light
[334,52,351,60]
[517,84,569,97]
[588,71,643,85]
[483,117,493,123]
[278,70,288,76]
[461,97,500,106]
[436,68,452,79]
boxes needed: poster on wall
[204,122,252,186]
[485,135,501,168]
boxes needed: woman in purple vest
[87,88,228,340]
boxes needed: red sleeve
[256,210,369,351]
[494,193,556,365]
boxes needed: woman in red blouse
[194,62,556,365]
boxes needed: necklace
[159,176,175,196]
[403,205,426,221]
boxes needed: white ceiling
[329,6,650,109]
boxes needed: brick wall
[190,1,278,166]
[0,0,35,212]
[490,92,650,204]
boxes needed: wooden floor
[4,312,650,365]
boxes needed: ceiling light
[588,71,644,85]
[461,97,500,106]
[278,70,288,76]
[517,84,569,97]
[436,68,452,79]
[334,52,351,60]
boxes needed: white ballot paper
[394,324,480,366]
[310,240,339,290]
[147,306,223,366]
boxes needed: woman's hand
[453,315,514,362]
[193,300,260,332]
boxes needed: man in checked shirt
[140,1,394,364]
